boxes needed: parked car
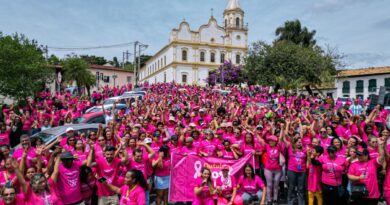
[85,104,127,113]
[77,111,106,124]
[14,124,101,149]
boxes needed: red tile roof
[337,66,390,77]
[50,64,133,73]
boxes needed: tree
[47,54,61,65]
[275,19,316,48]
[0,32,54,101]
[80,55,107,65]
[109,57,120,67]
[62,56,95,96]
[244,40,339,89]
[206,61,244,86]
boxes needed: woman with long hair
[237,163,266,205]
[193,167,216,205]
[25,173,61,204]
[152,145,171,205]
[80,165,96,205]
[0,159,27,205]
[103,169,147,205]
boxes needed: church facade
[138,0,248,85]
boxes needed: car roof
[81,111,104,118]
[34,123,101,137]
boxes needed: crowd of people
[0,82,389,205]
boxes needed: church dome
[225,0,241,10]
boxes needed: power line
[48,42,137,51]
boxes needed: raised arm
[101,180,121,194]
[86,143,95,167]
[12,160,28,194]
[50,154,61,183]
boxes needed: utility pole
[133,41,139,87]
[123,50,130,68]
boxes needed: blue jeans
[146,190,149,205]
[241,190,263,204]
[287,170,306,205]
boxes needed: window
[200,51,205,62]
[236,17,240,28]
[342,81,350,93]
[182,50,187,61]
[103,76,110,83]
[368,79,377,92]
[164,56,166,66]
[356,80,364,93]
[236,35,241,40]
[210,52,215,63]
[236,54,241,64]
[158,60,160,69]
[220,53,225,63]
[127,76,132,83]
[164,72,166,83]
[385,78,390,88]
[225,19,227,27]
[210,38,215,43]
[182,74,187,84]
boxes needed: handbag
[350,164,369,199]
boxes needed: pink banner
[169,153,255,202]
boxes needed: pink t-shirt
[12,147,36,168]
[308,163,322,192]
[0,171,16,187]
[264,144,282,171]
[25,179,62,205]
[216,176,237,196]
[181,146,198,155]
[119,185,146,205]
[220,149,235,160]
[57,161,83,204]
[318,155,346,186]
[0,131,10,146]
[367,147,379,160]
[237,175,265,195]
[287,146,307,173]
[130,156,150,180]
[153,156,170,177]
[194,177,213,199]
[95,157,122,196]
[240,143,263,169]
[200,139,219,157]
[348,159,381,199]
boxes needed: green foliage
[62,55,95,95]
[47,54,61,65]
[275,19,317,48]
[244,40,339,87]
[0,32,54,101]
[80,55,107,65]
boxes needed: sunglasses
[98,139,105,142]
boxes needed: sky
[0,0,389,69]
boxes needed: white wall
[336,74,390,99]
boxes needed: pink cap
[222,165,230,170]
[267,135,278,142]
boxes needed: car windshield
[103,99,116,105]
[32,132,55,144]
[77,117,86,124]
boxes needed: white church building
[139,0,248,85]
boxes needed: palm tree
[63,56,95,96]
[275,20,316,48]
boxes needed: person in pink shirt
[102,169,147,205]
[152,145,171,205]
[237,164,266,205]
[79,165,96,205]
[348,145,385,205]
[258,134,283,205]
[311,145,346,205]
[0,122,10,146]
[51,151,89,205]
[367,137,379,160]
[181,137,199,156]
[307,146,324,205]
[217,140,239,160]
[0,159,27,205]
[12,135,36,168]
[87,144,129,205]
[199,129,218,157]
[193,167,217,205]
[216,165,243,205]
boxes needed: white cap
[66,127,74,132]
[169,116,176,121]
[143,137,152,144]
[189,123,197,127]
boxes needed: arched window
[236,17,240,28]
[342,81,350,93]
[182,49,187,61]
[210,52,215,63]
[235,54,241,64]
[220,53,225,63]
[200,51,205,62]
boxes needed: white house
[139,0,248,85]
[335,66,390,100]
